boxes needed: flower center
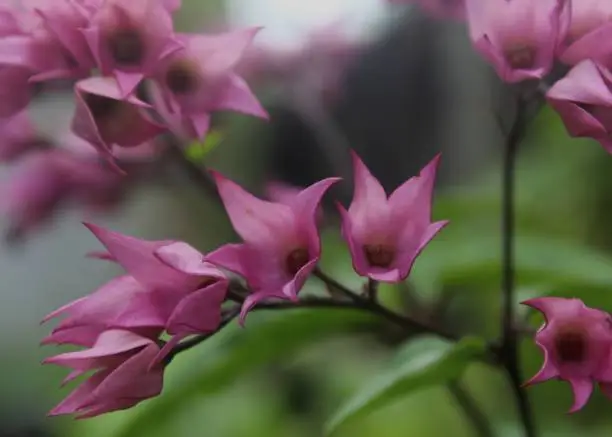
[363,244,395,268]
[107,28,145,66]
[84,93,121,120]
[503,43,536,69]
[554,326,587,363]
[285,248,310,276]
[165,60,200,95]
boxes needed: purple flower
[338,152,447,283]
[206,172,339,324]
[83,0,183,96]
[44,329,164,418]
[152,28,267,140]
[465,0,570,82]
[0,109,46,161]
[559,1,612,66]
[71,76,165,165]
[42,225,227,349]
[522,297,612,413]
[547,60,612,154]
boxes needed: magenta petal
[389,153,440,224]
[44,330,152,368]
[524,346,559,386]
[86,344,163,411]
[239,290,284,326]
[84,223,194,290]
[337,202,370,277]
[567,378,593,413]
[205,243,249,277]
[114,71,144,98]
[49,371,107,416]
[216,74,269,120]
[347,151,390,241]
[197,28,262,78]
[166,280,227,335]
[156,242,225,278]
[281,258,318,300]
[150,334,184,367]
[211,171,297,248]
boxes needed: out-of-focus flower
[522,297,612,413]
[465,0,570,82]
[83,0,183,96]
[239,23,363,106]
[547,60,612,154]
[151,28,267,140]
[338,152,447,283]
[71,76,165,165]
[559,0,612,66]
[0,129,159,240]
[44,329,164,418]
[0,109,47,161]
[206,173,339,324]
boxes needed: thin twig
[500,95,536,437]
[447,380,495,437]
[313,269,457,341]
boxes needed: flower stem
[447,380,495,437]
[500,96,536,437]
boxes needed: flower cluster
[0,0,269,238]
[522,297,612,412]
[42,151,446,417]
[0,0,266,167]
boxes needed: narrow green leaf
[325,335,487,435]
[185,130,223,164]
[115,309,377,437]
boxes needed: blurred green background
[5,1,612,437]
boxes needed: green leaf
[411,230,612,295]
[325,335,487,435]
[115,309,378,437]
[184,130,223,164]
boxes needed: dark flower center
[107,28,145,66]
[165,60,200,95]
[363,244,395,268]
[504,44,536,69]
[84,94,121,120]
[285,248,310,276]
[554,326,587,363]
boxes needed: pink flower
[162,0,181,12]
[0,109,46,161]
[42,225,227,348]
[465,0,570,82]
[152,28,267,140]
[0,65,33,117]
[559,0,612,65]
[546,60,612,154]
[338,152,447,283]
[1,150,69,238]
[206,173,339,323]
[83,0,183,97]
[44,329,164,418]
[388,0,465,21]
[522,297,612,413]
[71,76,165,165]
[265,181,325,223]
[24,0,97,81]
